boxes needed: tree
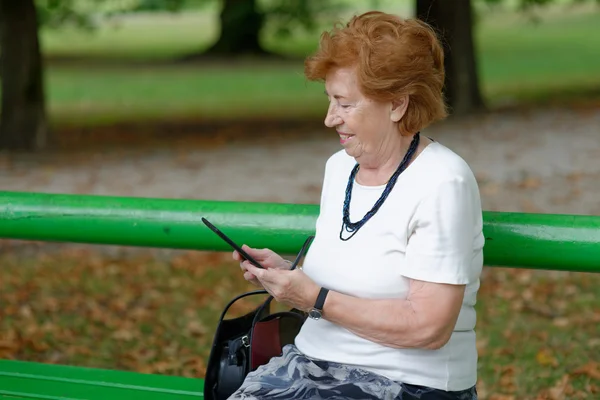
[203,0,265,56]
[414,0,600,116]
[416,0,485,116]
[185,0,340,59]
[0,0,334,151]
[0,0,47,151]
[0,0,106,152]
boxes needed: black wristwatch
[308,287,329,320]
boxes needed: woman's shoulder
[411,142,479,192]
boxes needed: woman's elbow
[386,323,452,350]
[422,325,454,350]
[423,336,450,350]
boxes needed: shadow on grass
[43,53,306,69]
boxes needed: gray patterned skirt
[228,344,477,400]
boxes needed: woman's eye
[340,104,351,109]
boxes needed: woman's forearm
[321,283,464,350]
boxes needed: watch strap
[314,287,329,311]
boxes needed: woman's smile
[338,131,354,145]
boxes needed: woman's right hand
[233,245,290,287]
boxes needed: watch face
[308,309,322,320]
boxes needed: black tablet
[201,217,265,269]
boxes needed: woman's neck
[355,135,432,186]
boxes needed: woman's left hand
[244,264,320,312]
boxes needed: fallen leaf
[566,172,584,182]
[481,182,501,196]
[489,395,515,400]
[476,337,489,356]
[552,317,570,328]
[571,362,600,380]
[498,365,518,393]
[518,176,542,189]
[520,198,541,212]
[185,320,207,337]
[111,329,137,341]
[536,349,559,367]
[545,374,572,400]
[0,339,21,358]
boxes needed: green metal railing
[1,190,599,399]
[1,191,600,272]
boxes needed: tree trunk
[203,0,268,57]
[416,0,484,116]
[0,0,47,151]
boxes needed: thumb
[242,245,271,258]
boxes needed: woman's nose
[324,105,340,127]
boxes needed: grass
[0,249,256,375]
[475,268,600,398]
[1,248,598,399]
[477,8,600,103]
[40,11,218,61]
[34,3,600,127]
[46,64,326,126]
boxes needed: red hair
[305,11,448,135]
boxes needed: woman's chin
[343,148,356,158]
[343,146,362,160]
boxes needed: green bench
[0,359,202,399]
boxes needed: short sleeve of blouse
[401,176,481,285]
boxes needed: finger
[240,260,254,271]
[243,271,257,281]
[242,245,272,258]
[245,264,267,280]
[234,249,248,262]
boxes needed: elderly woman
[230,10,484,400]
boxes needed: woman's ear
[390,95,409,122]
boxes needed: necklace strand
[339,132,420,241]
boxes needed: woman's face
[324,67,407,166]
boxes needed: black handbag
[204,236,314,400]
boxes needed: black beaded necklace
[339,132,420,241]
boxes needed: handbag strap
[217,289,269,322]
[289,236,315,271]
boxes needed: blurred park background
[1,0,599,399]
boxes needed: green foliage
[130,0,187,12]
[34,0,346,37]
[479,0,600,9]
[260,0,347,37]
[35,0,94,29]
[34,0,600,39]
[34,0,189,29]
